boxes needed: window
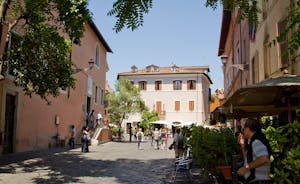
[175,101,180,111]
[173,80,182,90]
[277,19,288,67]
[263,41,271,79]
[156,101,162,114]
[95,86,98,103]
[101,89,105,105]
[189,101,194,111]
[252,52,259,83]
[95,44,100,67]
[187,80,196,90]
[155,81,162,90]
[138,81,147,90]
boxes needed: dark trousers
[81,138,89,152]
[68,137,75,149]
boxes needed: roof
[218,10,231,56]
[118,65,213,84]
[88,20,113,53]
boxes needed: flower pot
[216,165,232,180]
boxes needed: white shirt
[97,113,102,120]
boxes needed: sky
[88,0,224,92]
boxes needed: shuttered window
[187,80,196,90]
[173,80,182,90]
[155,81,162,90]
[156,101,162,114]
[138,81,147,90]
[189,101,194,111]
[278,19,288,67]
[175,101,180,111]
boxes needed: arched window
[95,44,100,67]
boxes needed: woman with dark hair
[237,118,272,184]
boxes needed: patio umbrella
[221,75,300,122]
[151,120,172,126]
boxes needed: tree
[106,77,147,137]
[108,0,299,58]
[0,0,90,102]
[139,110,159,129]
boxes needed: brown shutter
[180,80,182,90]
[145,81,147,90]
[175,101,180,111]
[159,81,162,90]
[156,101,162,114]
[187,80,191,90]
[173,81,175,90]
[189,101,194,111]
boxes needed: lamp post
[221,54,248,70]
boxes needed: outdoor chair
[172,156,192,183]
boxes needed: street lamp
[72,59,95,74]
[220,54,228,65]
[220,55,249,71]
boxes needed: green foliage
[189,126,239,172]
[1,0,91,101]
[107,0,153,33]
[270,2,300,62]
[106,78,147,127]
[8,25,74,102]
[264,121,300,183]
[140,110,159,129]
[111,127,124,136]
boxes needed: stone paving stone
[0,140,184,184]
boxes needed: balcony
[159,110,166,119]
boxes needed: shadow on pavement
[0,148,175,184]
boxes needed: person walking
[96,111,102,127]
[129,125,133,143]
[87,110,95,128]
[132,128,137,141]
[160,127,167,150]
[68,125,75,149]
[150,127,154,146]
[237,118,272,184]
[153,128,160,150]
[173,128,181,158]
[81,126,88,152]
[136,128,144,150]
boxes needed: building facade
[218,0,300,124]
[0,21,112,154]
[118,64,212,130]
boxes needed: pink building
[0,21,112,154]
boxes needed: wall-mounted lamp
[220,55,228,65]
[72,59,95,74]
[220,55,249,71]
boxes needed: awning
[151,120,172,125]
[221,75,300,120]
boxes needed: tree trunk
[0,0,12,80]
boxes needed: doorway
[3,94,16,154]
[86,96,91,114]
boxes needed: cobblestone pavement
[0,140,181,184]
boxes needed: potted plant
[214,128,239,180]
[189,126,239,179]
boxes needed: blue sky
[88,0,223,92]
